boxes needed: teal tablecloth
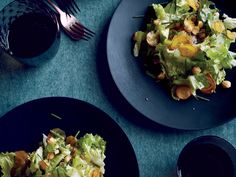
[1,0,236,177]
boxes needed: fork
[53,0,80,15]
[47,0,95,41]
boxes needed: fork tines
[70,0,80,13]
[70,23,95,41]
[55,0,80,15]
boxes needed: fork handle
[47,0,63,14]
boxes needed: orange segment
[179,44,199,57]
[187,0,199,11]
[211,21,225,33]
[226,30,236,40]
[169,32,192,50]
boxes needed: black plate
[0,97,140,177]
[107,0,236,130]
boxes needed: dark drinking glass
[0,0,60,66]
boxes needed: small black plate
[177,136,236,177]
[107,0,236,130]
[0,97,140,177]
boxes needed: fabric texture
[0,1,236,177]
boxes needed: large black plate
[0,97,139,177]
[107,0,236,130]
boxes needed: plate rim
[0,96,140,177]
[106,0,236,130]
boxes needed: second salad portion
[133,0,236,100]
[0,128,106,177]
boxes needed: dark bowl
[177,136,236,177]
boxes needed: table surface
[1,0,236,177]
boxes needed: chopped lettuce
[79,134,106,168]
[133,0,236,100]
[0,129,106,177]
[133,31,146,57]
[152,4,166,20]
[0,153,15,177]
[30,146,43,173]
[198,0,216,22]
[223,14,236,30]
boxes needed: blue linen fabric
[0,0,236,177]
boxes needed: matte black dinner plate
[0,97,140,177]
[107,0,236,130]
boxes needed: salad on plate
[0,128,106,177]
[133,0,236,100]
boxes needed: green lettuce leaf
[164,1,176,14]
[47,146,70,172]
[29,146,43,173]
[133,31,146,57]
[159,46,193,78]
[152,4,166,20]
[0,153,15,177]
[198,0,216,22]
[175,0,191,14]
[199,34,235,69]
[223,14,236,30]
[173,74,209,95]
[78,134,106,167]
[188,74,208,90]
[72,156,93,177]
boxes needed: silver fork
[47,0,95,41]
[54,0,80,15]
